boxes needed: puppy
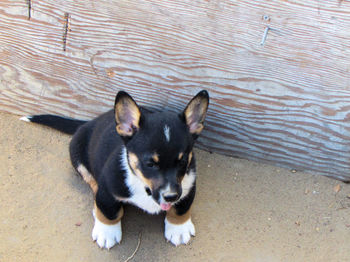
[21,90,209,248]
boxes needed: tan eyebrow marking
[152,153,159,163]
[178,152,184,160]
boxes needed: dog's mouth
[160,202,172,211]
[145,186,173,211]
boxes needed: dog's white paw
[92,217,122,249]
[164,218,195,246]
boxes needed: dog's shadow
[69,169,92,197]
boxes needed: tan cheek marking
[128,152,139,170]
[166,207,192,225]
[188,151,193,165]
[178,175,185,184]
[135,168,153,189]
[128,152,153,189]
[94,202,124,225]
[178,152,184,160]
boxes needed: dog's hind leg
[77,164,98,195]
[69,125,97,194]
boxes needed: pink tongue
[160,203,172,211]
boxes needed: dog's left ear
[183,90,209,135]
[114,91,141,137]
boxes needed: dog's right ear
[114,91,141,137]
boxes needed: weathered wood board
[0,0,350,180]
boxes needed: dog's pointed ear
[114,91,141,137]
[183,90,209,135]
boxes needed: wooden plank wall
[0,0,350,180]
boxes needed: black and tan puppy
[21,90,209,248]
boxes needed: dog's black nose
[163,193,179,203]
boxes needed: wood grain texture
[0,0,350,180]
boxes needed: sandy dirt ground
[1,112,350,262]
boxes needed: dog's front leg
[164,185,196,246]
[92,187,124,249]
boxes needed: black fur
[24,90,209,246]
[174,183,196,216]
[71,108,197,209]
[26,115,87,135]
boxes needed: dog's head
[114,90,209,210]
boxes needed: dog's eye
[146,160,158,168]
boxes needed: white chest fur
[125,168,163,214]
[119,147,196,214]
